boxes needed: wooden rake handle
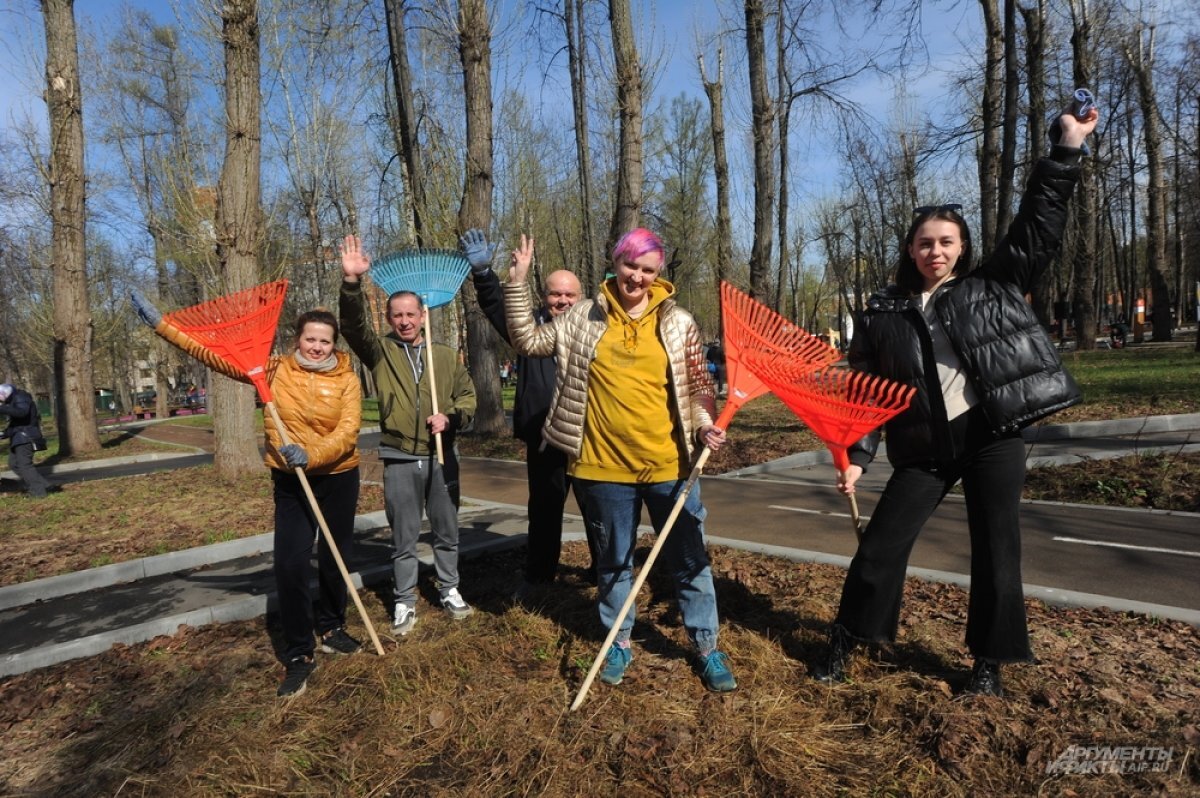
[422,313,445,465]
[265,402,386,656]
[569,446,713,712]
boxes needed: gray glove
[279,443,309,469]
[459,228,499,275]
[130,289,163,328]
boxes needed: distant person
[819,101,1098,697]
[499,360,511,388]
[131,295,364,698]
[0,383,51,499]
[338,234,477,636]
[503,228,737,693]
[461,228,599,603]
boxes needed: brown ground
[0,541,1196,796]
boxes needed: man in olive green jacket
[339,235,477,636]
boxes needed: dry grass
[1,542,1196,796]
[0,465,385,586]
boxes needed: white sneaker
[440,588,474,620]
[393,602,416,635]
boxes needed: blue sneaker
[699,650,737,692]
[598,644,632,685]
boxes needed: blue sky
[0,0,983,248]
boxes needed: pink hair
[611,228,664,267]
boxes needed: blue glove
[130,289,163,328]
[459,228,499,275]
[279,443,309,469]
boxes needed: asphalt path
[17,428,1199,614]
[458,455,1200,614]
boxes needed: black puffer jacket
[0,388,46,448]
[473,267,558,444]
[849,153,1083,470]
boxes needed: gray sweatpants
[383,458,460,604]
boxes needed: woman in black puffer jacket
[820,104,1099,697]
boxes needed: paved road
[459,457,1200,613]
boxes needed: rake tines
[370,248,471,309]
[758,366,915,471]
[715,281,841,427]
[163,279,289,403]
[365,248,471,465]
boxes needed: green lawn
[1060,347,1198,405]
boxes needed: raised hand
[507,234,534,285]
[340,235,371,282]
[129,289,163,328]
[460,228,499,274]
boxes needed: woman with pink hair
[503,227,737,693]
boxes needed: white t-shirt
[921,291,979,420]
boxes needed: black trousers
[524,441,598,584]
[835,408,1032,662]
[8,442,49,497]
[272,468,360,662]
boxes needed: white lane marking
[1052,536,1200,559]
[769,505,869,522]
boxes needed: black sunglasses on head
[913,203,963,216]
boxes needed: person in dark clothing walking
[819,102,1098,697]
[461,228,599,601]
[0,384,51,498]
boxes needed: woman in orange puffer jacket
[133,298,362,699]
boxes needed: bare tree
[996,0,1019,237]
[1124,22,1174,342]
[384,0,428,246]
[456,0,505,435]
[745,0,775,301]
[606,0,645,262]
[40,0,100,455]
[699,48,733,335]
[977,0,1002,252]
[1067,0,1100,350]
[565,0,600,294]
[211,0,265,478]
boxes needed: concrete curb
[0,519,525,678]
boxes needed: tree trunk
[607,0,644,261]
[384,0,428,246]
[1068,0,1098,350]
[41,0,100,455]
[1021,0,1053,327]
[745,0,775,301]
[977,0,1002,252]
[700,49,732,342]
[996,0,1018,237]
[775,0,790,313]
[1125,26,1174,342]
[456,0,504,435]
[212,0,263,478]
[566,0,599,294]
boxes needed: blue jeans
[573,478,720,653]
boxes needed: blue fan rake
[370,248,471,309]
[368,248,472,464]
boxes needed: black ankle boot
[963,658,1003,697]
[817,624,854,683]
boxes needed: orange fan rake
[161,280,290,404]
[754,363,915,540]
[714,281,841,429]
[570,282,840,712]
[162,279,385,655]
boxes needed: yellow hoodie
[571,278,686,483]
